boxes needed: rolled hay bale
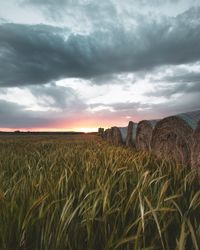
[103,129,110,141]
[111,127,123,146]
[191,121,200,169]
[126,121,138,147]
[98,128,104,137]
[119,127,128,144]
[111,126,128,146]
[103,129,107,139]
[151,110,200,167]
[136,120,158,151]
[101,128,104,138]
[103,128,113,143]
[108,128,114,144]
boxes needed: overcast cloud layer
[0,0,200,131]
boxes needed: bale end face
[126,121,137,148]
[105,128,113,143]
[98,128,104,138]
[111,127,123,146]
[151,116,193,167]
[136,120,154,152]
[103,129,110,140]
[119,127,128,144]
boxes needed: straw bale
[98,128,104,137]
[119,127,128,144]
[112,127,123,146]
[151,110,200,166]
[126,121,137,147]
[136,120,158,151]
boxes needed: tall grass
[0,134,200,250]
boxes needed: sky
[0,0,200,132]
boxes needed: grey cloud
[0,99,84,129]
[0,7,200,87]
[89,101,150,117]
[20,0,199,16]
[164,72,200,85]
[29,84,87,110]
[0,100,51,128]
[146,82,200,98]
[21,0,76,21]
[0,18,7,24]
[101,92,200,122]
[149,92,200,118]
[20,0,117,29]
[146,68,200,98]
[0,83,89,129]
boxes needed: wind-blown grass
[0,134,200,250]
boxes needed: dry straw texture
[126,121,137,147]
[98,128,104,138]
[103,128,112,143]
[112,127,123,146]
[151,110,200,167]
[107,128,113,144]
[103,129,110,141]
[191,121,200,169]
[136,120,158,151]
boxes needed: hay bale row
[100,109,200,168]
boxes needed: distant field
[0,134,200,250]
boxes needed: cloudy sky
[0,0,200,132]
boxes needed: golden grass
[0,134,200,250]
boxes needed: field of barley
[0,134,200,250]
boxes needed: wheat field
[0,134,200,250]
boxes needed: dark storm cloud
[0,6,200,87]
[0,24,69,86]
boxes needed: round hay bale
[191,121,200,169]
[107,128,113,144]
[103,129,110,140]
[126,121,137,147]
[98,128,104,137]
[136,120,158,151]
[119,127,128,144]
[151,110,200,167]
[112,127,123,146]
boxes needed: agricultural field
[0,134,200,250]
